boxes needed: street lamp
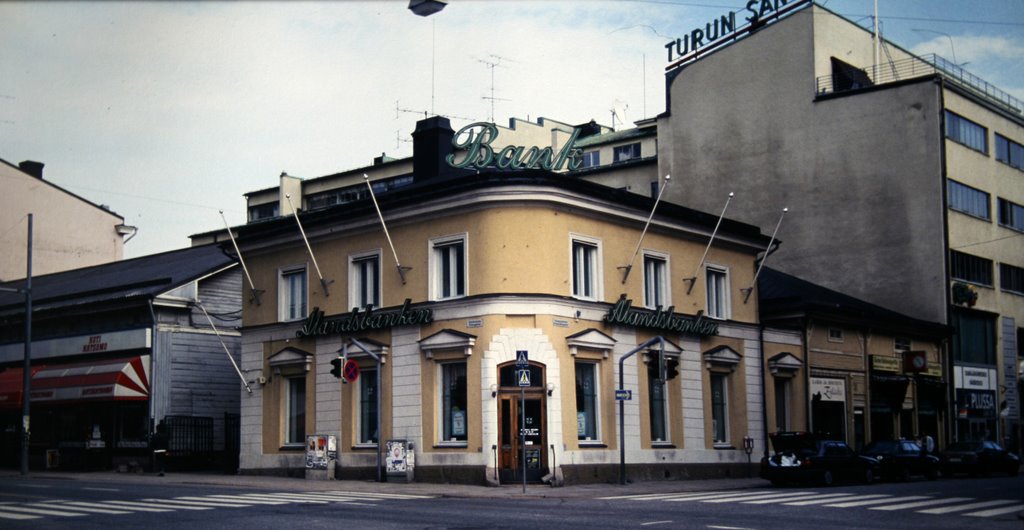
[408,0,446,17]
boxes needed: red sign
[343,360,360,383]
[902,350,928,373]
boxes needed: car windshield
[863,441,898,454]
[946,442,981,451]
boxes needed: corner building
[234,119,796,484]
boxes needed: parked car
[939,440,1020,477]
[859,439,939,481]
[760,431,878,487]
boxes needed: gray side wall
[651,8,947,323]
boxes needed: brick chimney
[19,160,44,179]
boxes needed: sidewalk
[0,469,767,499]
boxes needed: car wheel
[900,466,912,482]
[1008,465,1019,477]
[770,479,786,487]
[863,467,875,484]
[821,470,834,487]
[926,467,938,481]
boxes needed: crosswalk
[0,490,431,521]
[599,489,1024,519]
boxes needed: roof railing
[815,53,1023,117]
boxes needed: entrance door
[498,394,546,483]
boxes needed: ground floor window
[711,374,728,444]
[285,376,306,446]
[773,377,790,432]
[360,369,377,444]
[441,362,467,442]
[575,362,598,441]
[647,360,668,443]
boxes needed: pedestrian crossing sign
[515,350,529,367]
[518,368,531,387]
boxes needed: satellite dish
[610,99,629,129]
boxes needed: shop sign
[447,122,583,171]
[665,0,809,65]
[0,328,151,363]
[810,377,845,402]
[956,389,996,417]
[604,295,719,336]
[870,355,900,373]
[295,299,433,338]
[954,365,996,391]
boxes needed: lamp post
[0,214,33,475]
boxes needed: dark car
[860,439,939,481]
[940,440,1021,477]
[760,431,878,487]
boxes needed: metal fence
[816,53,1023,116]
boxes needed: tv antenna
[479,54,514,122]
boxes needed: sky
[2,0,1022,259]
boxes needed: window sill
[651,442,676,449]
[434,442,468,449]
[713,443,736,450]
[353,443,379,450]
[578,441,607,448]
[279,444,305,451]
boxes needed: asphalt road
[0,473,1021,529]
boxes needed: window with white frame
[441,362,467,443]
[643,252,669,309]
[647,359,668,443]
[581,151,600,168]
[575,362,599,441]
[349,251,381,310]
[284,376,306,446]
[828,327,844,342]
[431,235,466,300]
[279,266,307,322]
[571,236,601,300]
[613,142,641,163]
[705,265,730,319]
[359,368,378,444]
[894,337,911,352]
[711,373,728,445]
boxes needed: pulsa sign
[447,122,583,171]
[665,0,808,64]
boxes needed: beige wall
[1,161,124,280]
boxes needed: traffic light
[329,356,342,379]
[665,358,679,380]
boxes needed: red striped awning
[0,356,150,407]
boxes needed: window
[431,235,466,300]
[947,180,991,220]
[951,310,996,365]
[894,337,911,352]
[950,250,993,286]
[828,328,844,342]
[995,133,1024,171]
[248,202,279,222]
[613,142,641,163]
[279,266,307,321]
[711,374,728,445]
[285,376,306,446]
[441,362,467,442]
[998,198,1024,231]
[643,253,669,309]
[774,378,790,432]
[350,252,381,309]
[1001,263,1024,294]
[359,368,378,444]
[647,360,667,443]
[571,236,601,300]
[581,151,600,168]
[945,111,988,154]
[575,362,599,441]
[705,266,730,319]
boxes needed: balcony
[816,53,1023,117]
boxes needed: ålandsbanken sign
[605,295,719,336]
[296,299,433,338]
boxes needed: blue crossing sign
[518,368,531,387]
[515,350,529,368]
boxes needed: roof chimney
[19,160,44,179]
[412,116,461,181]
